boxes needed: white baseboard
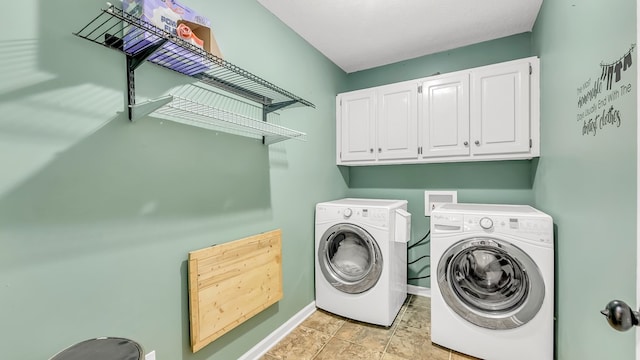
[407,284,431,297]
[239,301,316,360]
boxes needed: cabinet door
[377,82,418,160]
[338,89,377,162]
[470,61,530,155]
[420,73,470,158]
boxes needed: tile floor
[260,295,479,360]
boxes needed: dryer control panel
[316,205,390,228]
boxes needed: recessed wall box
[424,191,458,216]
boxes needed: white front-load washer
[315,198,411,326]
[430,203,554,360]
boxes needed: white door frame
[636,1,640,358]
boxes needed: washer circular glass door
[318,223,383,294]
[437,237,545,329]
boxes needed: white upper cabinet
[377,82,419,160]
[470,60,531,156]
[338,88,377,162]
[337,81,418,164]
[337,56,540,166]
[420,73,470,158]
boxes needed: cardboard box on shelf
[176,20,222,59]
[122,0,223,75]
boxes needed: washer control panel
[463,215,553,245]
[432,212,552,245]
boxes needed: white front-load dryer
[315,198,411,326]
[430,203,554,360]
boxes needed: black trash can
[50,337,143,360]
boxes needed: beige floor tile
[264,325,330,360]
[301,309,346,336]
[333,320,395,353]
[385,324,450,360]
[399,301,431,331]
[406,294,431,310]
[314,337,383,360]
[381,352,415,360]
[262,295,482,360]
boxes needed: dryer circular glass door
[318,223,383,294]
[437,237,545,329]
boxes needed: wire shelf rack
[73,4,314,110]
[145,85,306,144]
[73,3,313,145]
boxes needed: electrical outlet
[145,350,156,360]
[424,191,457,216]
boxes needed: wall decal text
[576,44,634,136]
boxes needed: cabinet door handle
[463,141,469,146]
[378,148,382,153]
[370,148,374,153]
[475,140,480,146]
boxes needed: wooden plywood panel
[188,229,283,352]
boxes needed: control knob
[479,217,493,230]
[344,208,353,218]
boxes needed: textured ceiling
[258,0,543,73]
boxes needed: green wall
[532,0,637,359]
[344,34,536,288]
[0,0,347,358]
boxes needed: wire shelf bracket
[129,95,173,120]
